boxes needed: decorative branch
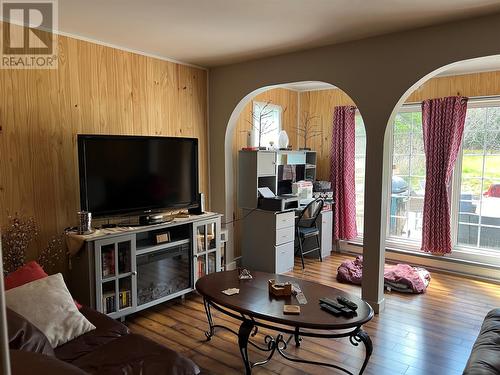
[295,111,323,149]
[247,101,283,148]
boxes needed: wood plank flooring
[126,253,500,374]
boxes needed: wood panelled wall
[231,88,298,256]
[407,70,500,102]
[298,89,356,180]
[0,28,208,269]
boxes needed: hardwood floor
[126,253,500,374]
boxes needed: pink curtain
[421,96,468,254]
[330,106,358,240]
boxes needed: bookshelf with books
[94,234,136,318]
[193,219,221,283]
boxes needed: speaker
[189,193,205,215]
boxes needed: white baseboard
[364,298,385,314]
[340,244,500,283]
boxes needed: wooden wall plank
[0,26,208,267]
[298,89,356,180]
[407,71,500,102]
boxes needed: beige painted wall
[298,70,500,183]
[230,70,500,257]
[209,12,500,311]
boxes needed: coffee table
[195,270,374,375]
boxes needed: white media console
[69,212,222,319]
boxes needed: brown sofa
[463,308,500,375]
[8,306,201,375]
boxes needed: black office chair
[295,198,324,269]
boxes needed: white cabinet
[257,152,276,176]
[302,209,333,259]
[276,211,295,229]
[242,209,295,274]
[275,242,294,274]
[193,218,222,284]
[69,212,223,320]
[320,210,333,257]
[94,235,137,319]
[276,226,294,246]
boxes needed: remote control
[319,302,342,316]
[319,297,345,310]
[296,292,308,305]
[337,296,358,311]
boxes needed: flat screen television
[78,135,199,217]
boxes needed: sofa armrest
[72,333,200,375]
[10,350,87,375]
[7,307,54,356]
[55,306,129,362]
[463,308,500,375]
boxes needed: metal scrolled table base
[203,297,373,375]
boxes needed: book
[119,290,131,309]
[102,250,116,277]
[102,292,116,314]
[118,250,130,273]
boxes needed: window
[252,102,281,148]
[354,113,366,234]
[457,105,500,251]
[387,100,500,256]
[388,109,425,242]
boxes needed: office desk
[294,205,333,259]
[241,204,333,274]
[241,209,296,274]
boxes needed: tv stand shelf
[69,212,222,319]
[136,238,191,256]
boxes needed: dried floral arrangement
[37,234,66,274]
[1,213,66,275]
[1,214,38,274]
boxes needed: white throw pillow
[5,273,95,348]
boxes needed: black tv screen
[78,135,199,217]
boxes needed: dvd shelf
[194,219,220,283]
[94,235,136,318]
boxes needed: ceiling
[438,55,500,76]
[57,0,500,67]
[280,82,336,92]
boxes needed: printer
[258,195,299,211]
[257,187,299,211]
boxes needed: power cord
[222,207,258,225]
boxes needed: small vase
[278,130,289,149]
[249,129,258,148]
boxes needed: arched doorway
[208,18,500,311]
[382,55,500,276]
[223,81,367,281]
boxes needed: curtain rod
[404,94,500,107]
